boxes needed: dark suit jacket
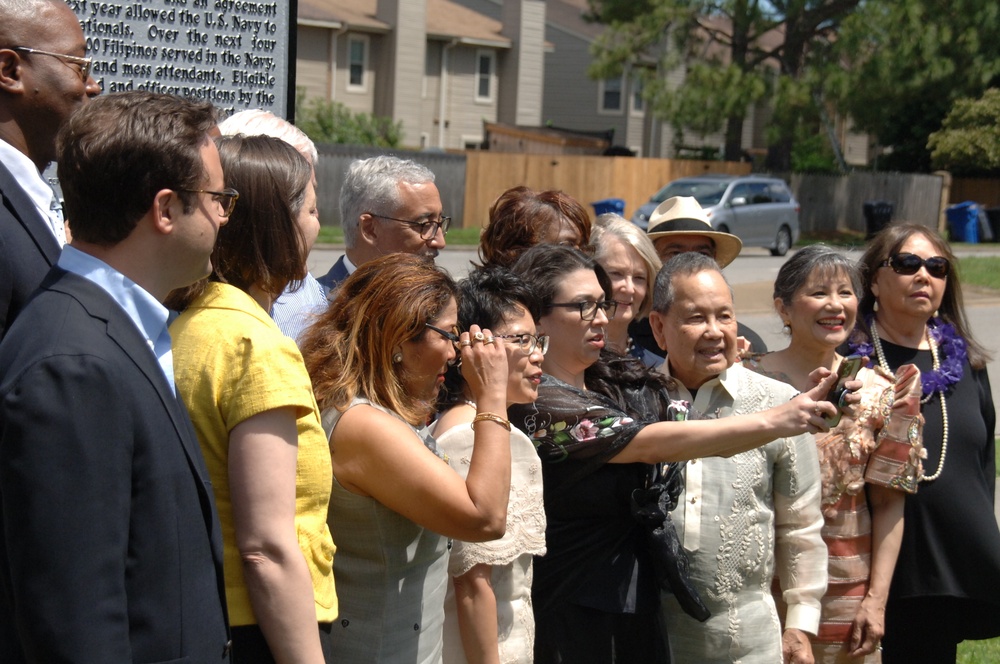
[0,268,230,663]
[316,254,350,294]
[0,160,61,339]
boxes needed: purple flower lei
[848,316,966,398]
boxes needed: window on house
[348,35,368,91]
[476,50,495,103]
[600,77,623,113]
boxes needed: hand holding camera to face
[824,355,865,427]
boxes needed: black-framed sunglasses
[9,46,93,81]
[494,333,550,355]
[425,323,461,349]
[372,213,451,240]
[549,300,617,321]
[180,188,240,217]
[880,252,950,279]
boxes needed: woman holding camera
[744,245,923,663]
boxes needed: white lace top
[436,423,547,664]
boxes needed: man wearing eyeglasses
[0,92,232,663]
[317,155,447,292]
[0,0,101,339]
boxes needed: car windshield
[652,181,729,206]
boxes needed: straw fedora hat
[645,196,743,268]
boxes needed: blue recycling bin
[591,197,625,217]
[946,201,981,243]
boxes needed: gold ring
[460,339,472,348]
[473,332,485,342]
[814,406,822,416]
[484,336,495,345]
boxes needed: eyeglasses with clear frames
[180,188,240,217]
[549,300,618,321]
[372,213,451,240]
[494,333,549,355]
[10,46,93,81]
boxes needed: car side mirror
[729,196,747,207]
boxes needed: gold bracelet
[472,411,511,431]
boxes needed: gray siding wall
[297,26,331,101]
[444,46,499,149]
[542,25,626,142]
[498,0,545,126]
[376,0,428,146]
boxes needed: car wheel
[770,225,792,256]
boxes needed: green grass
[959,256,1000,291]
[958,636,1000,663]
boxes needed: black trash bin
[863,201,894,239]
[986,208,1000,243]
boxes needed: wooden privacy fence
[782,172,946,235]
[951,178,1000,208]
[463,153,750,228]
[314,142,998,237]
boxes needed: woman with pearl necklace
[848,224,1000,663]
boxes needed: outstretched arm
[612,372,839,464]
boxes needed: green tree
[587,0,861,168]
[294,89,403,148]
[928,88,1000,175]
[831,0,1000,172]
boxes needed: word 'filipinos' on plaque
[68,0,295,118]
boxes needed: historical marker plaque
[68,0,296,118]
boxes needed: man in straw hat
[630,196,767,356]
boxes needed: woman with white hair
[591,214,662,366]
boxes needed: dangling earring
[933,309,939,319]
[392,352,403,363]
[873,300,879,313]
[782,322,791,335]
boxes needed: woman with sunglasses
[846,224,1000,662]
[743,245,924,663]
[168,135,334,663]
[433,266,548,664]
[299,254,512,664]
[507,244,841,664]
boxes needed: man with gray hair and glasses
[0,0,101,339]
[317,154,448,291]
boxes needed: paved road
[308,244,1000,434]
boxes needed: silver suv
[631,175,801,256]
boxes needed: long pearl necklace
[871,321,948,482]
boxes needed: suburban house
[295,0,873,165]
[296,0,546,150]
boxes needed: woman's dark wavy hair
[509,244,611,315]
[853,223,990,369]
[438,266,542,409]
[510,244,673,415]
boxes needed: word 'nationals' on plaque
[69,0,295,118]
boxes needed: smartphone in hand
[825,354,864,427]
